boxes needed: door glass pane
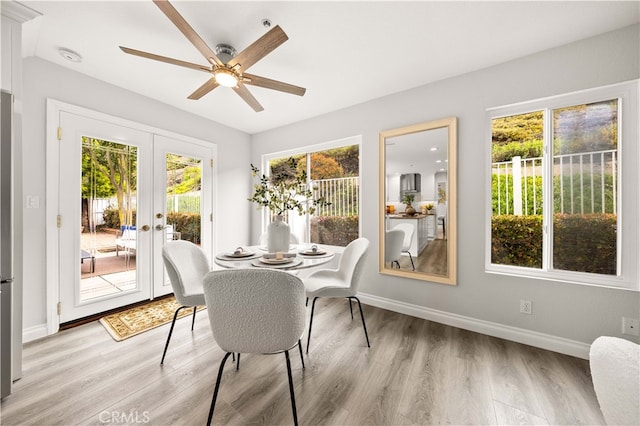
[165,154,202,245]
[80,137,138,301]
[490,111,544,268]
[552,100,618,274]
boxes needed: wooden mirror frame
[379,117,457,285]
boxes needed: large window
[486,82,638,289]
[263,137,361,247]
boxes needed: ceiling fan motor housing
[214,44,237,64]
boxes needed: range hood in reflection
[400,173,421,193]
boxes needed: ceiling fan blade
[152,0,224,67]
[243,73,306,97]
[227,25,288,71]
[188,78,220,100]
[232,82,264,112]
[120,46,210,72]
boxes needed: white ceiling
[386,126,448,176]
[19,1,639,134]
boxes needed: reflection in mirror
[379,117,457,285]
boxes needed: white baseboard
[23,324,49,343]
[358,293,591,360]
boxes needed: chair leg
[352,297,371,348]
[191,306,197,330]
[306,297,318,353]
[207,352,232,426]
[407,252,415,271]
[297,339,305,369]
[305,297,308,307]
[160,306,188,364]
[236,353,241,371]
[284,350,299,426]
[349,298,354,319]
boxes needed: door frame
[46,99,217,335]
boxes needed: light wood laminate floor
[0,298,604,425]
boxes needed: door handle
[140,225,150,232]
[155,224,166,231]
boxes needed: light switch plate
[26,195,40,209]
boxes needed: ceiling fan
[119,0,306,112]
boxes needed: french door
[57,112,213,323]
[152,135,212,297]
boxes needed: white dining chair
[393,223,415,270]
[385,229,404,269]
[203,269,306,426]
[160,240,208,364]
[303,237,370,353]
[590,336,640,425]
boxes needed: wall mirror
[379,117,457,285]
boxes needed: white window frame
[261,135,362,244]
[485,80,638,291]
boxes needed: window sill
[485,265,639,292]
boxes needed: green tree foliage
[322,145,359,176]
[166,154,201,195]
[82,149,114,199]
[492,111,543,145]
[552,213,616,275]
[553,100,617,154]
[310,216,359,247]
[296,152,344,179]
[270,145,359,179]
[492,214,616,274]
[270,154,305,180]
[491,215,543,268]
[250,158,330,216]
[82,137,137,226]
[492,140,543,162]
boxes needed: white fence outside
[492,149,617,216]
[312,176,360,217]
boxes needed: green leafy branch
[248,157,330,216]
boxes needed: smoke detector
[58,47,82,63]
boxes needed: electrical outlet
[622,317,640,336]
[520,299,532,315]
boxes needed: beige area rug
[99,296,206,341]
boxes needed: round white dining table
[213,245,336,271]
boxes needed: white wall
[251,25,640,351]
[21,57,251,332]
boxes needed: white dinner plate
[300,249,327,256]
[251,258,303,269]
[260,257,294,265]
[223,251,255,258]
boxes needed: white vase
[267,215,290,253]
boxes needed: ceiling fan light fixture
[214,68,238,87]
